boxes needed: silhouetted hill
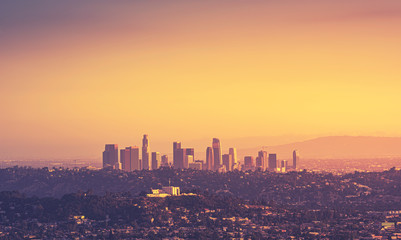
[238,136,401,159]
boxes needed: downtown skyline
[102,134,298,172]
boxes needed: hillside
[238,136,401,159]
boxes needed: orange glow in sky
[1,0,401,159]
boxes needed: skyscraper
[120,146,140,171]
[256,156,262,170]
[173,141,181,168]
[173,142,181,150]
[222,154,233,171]
[229,147,237,165]
[103,144,119,169]
[173,142,193,169]
[186,155,193,167]
[151,152,161,170]
[186,148,195,162]
[293,150,299,169]
[206,147,214,170]
[120,148,130,171]
[212,138,222,170]
[268,154,277,170]
[174,148,186,169]
[161,155,169,167]
[257,150,268,171]
[142,135,150,170]
[243,156,254,171]
[130,146,140,171]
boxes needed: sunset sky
[1,0,401,159]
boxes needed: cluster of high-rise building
[103,135,169,171]
[204,138,240,172]
[103,135,298,172]
[242,150,298,172]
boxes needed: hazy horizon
[3,135,401,162]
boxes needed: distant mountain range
[238,136,401,159]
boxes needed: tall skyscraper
[120,148,130,171]
[173,141,181,168]
[103,144,119,169]
[173,142,181,150]
[186,155,193,167]
[293,150,299,169]
[268,154,277,170]
[212,138,222,170]
[229,148,237,165]
[151,152,161,170]
[186,148,195,162]
[256,156,262,170]
[161,155,169,167]
[257,150,268,171]
[244,156,254,171]
[120,146,140,171]
[222,154,233,171]
[130,146,140,171]
[173,141,192,169]
[206,147,214,170]
[142,135,150,170]
[174,148,186,169]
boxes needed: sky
[1,0,401,160]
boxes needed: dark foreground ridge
[1,167,401,238]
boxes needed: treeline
[1,167,401,211]
[0,190,247,224]
[0,191,142,222]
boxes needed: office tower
[268,154,277,170]
[206,147,214,170]
[172,141,193,169]
[293,150,299,169]
[173,141,181,168]
[120,146,140,171]
[142,135,150,170]
[161,155,169,167]
[186,155,193,165]
[130,146,140,171]
[120,148,130,171]
[212,138,222,170]
[256,156,262,170]
[281,160,288,172]
[173,141,181,163]
[173,141,181,150]
[186,148,195,162]
[229,147,238,165]
[257,150,268,170]
[103,144,119,169]
[174,148,186,169]
[244,156,254,171]
[222,154,233,171]
[183,149,190,168]
[152,152,161,170]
